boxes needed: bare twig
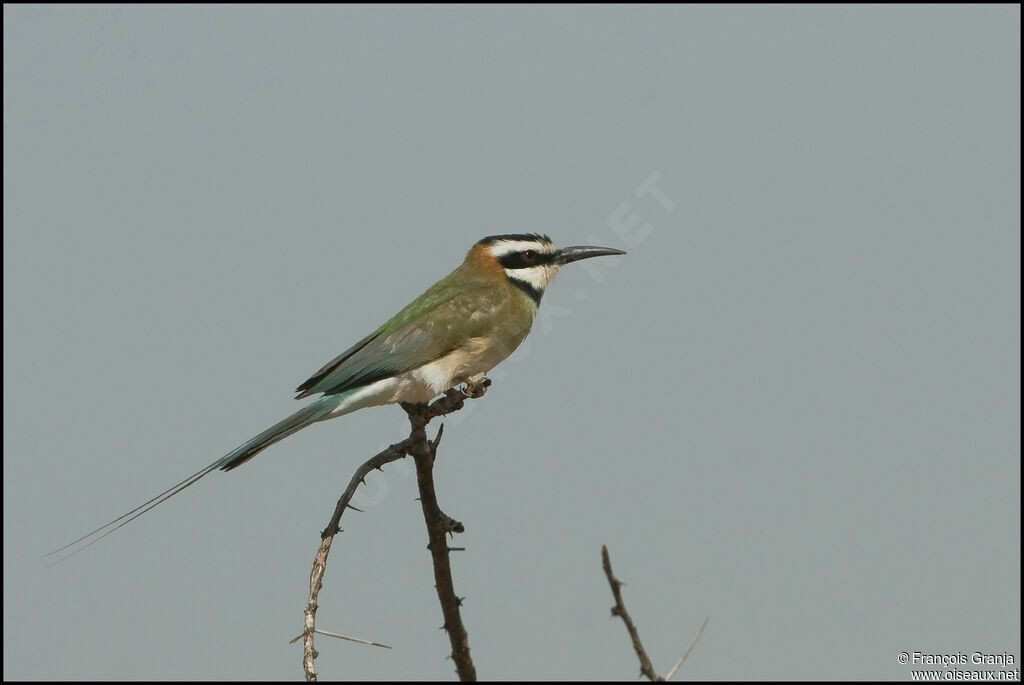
[602,545,659,681]
[663,616,709,681]
[289,629,391,649]
[602,545,707,682]
[300,438,413,681]
[401,382,488,682]
[321,439,413,539]
[300,535,332,681]
[299,381,488,681]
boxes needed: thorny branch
[298,380,489,681]
[602,545,709,682]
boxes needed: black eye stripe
[498,250,555,269]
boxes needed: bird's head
[467,234,626,304]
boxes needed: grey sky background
[3,5,1019,681]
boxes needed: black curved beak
[554,245,627,265]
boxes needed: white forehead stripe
[488,239,556,258]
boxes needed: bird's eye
[521,250,537,263]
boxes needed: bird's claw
[462,375,491,398]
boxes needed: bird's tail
[44,394,345,565]
[218,396,339,471]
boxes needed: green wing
[295,274,530,399]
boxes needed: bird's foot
[462,375,491,399]
[438,511,465,535]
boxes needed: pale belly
[326,333,527,416]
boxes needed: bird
[47,234,625,562]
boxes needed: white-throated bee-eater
[48,234,624,562]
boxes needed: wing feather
[294,275,516,398]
